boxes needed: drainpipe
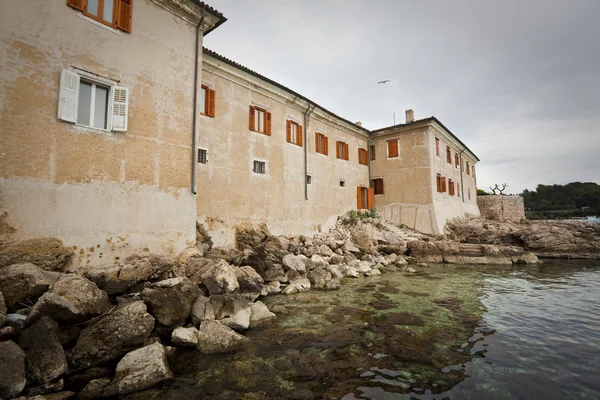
[191,7,206,195]
[303,103,313,200]
[459,146,466,202]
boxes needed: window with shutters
[387,140,399,158]
[436,174,447,193]
[315,132,328,155]
[197,148,207,164]
[371,178,384,195]
[446,147,452,164]
[369,145,376,161]
[455,153,459,168]
[253,160,266,174]
[249,106,271,135]
[200,85,215,117]
[286,120,303,146]
[435,137,440,157]
[67,0,133,32]
[466,161,470,175]
[336,141,349,161]
[358,148,368,165]
[57,69,129,132]
[448,179,455,196]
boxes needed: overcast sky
[203,0,600,193]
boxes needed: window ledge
[71,123,118,137]
[77,12,122,35]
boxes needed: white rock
[282,278,311,295]
[310,254,329,269]
[201,260,240,295]
[249,301,276,328]
[171,327,199,347]
[282,254,307,274]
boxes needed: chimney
[355,121,362,127]
[405,109,414,123]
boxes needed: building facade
[1,0,480,266]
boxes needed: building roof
[191,1,227,35]
[372,117,480,161]
[203,48,371,135]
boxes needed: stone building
[0,0,480,265]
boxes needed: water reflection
[144,260,600,400]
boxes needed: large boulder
[282,278,311,295]
[235,223,270,250]
[190,295,216,326]
[141,277,200,327]
[235,266,264,294]
[0,238,73,272]
[171,326,199,347]
[406,241,443,263]
[197,320,249,354]
[104,342,172,396]
[0,263,59,310]
[0,341,26,398]
[69,301,155,369]
[201,260,239,295]
[515,220,600,255]
[308,269,341,291]
[28,274,109,325]
[184,257,217,285]
[249,301,276,328]
[18,317,67,384]
[209,294,252,331]
[0,291,6,327]
[282,254,307,274]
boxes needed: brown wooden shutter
[336,141,340,158]
[324,136,328,155]
[265,111,272,135]
[116,0,133,33]
[207,89,216,117]
[357,187,363,209]
[368,187,375,208]
[67,0,85,11]
[345,144,349,160]
[442,177,447,192]
[298,125,303,146]
[286,120,291,142]
[249,106,255,131]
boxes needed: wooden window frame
[466,161,471,175]
[249,106,271,135]
[448,179,455,196]
[68,0,132,32]
[370,178,384,195]
[369,145,376,161]
[358,148,368,165]
[336,141,349,161]
[387,139,399,158]
[435,137,440,157]
[436,174,447,193]
[286,120,303,146]
[315,132,328,155]
[200,85,215,117]
[446,147,452,164]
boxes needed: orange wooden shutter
[324,136,328,155]
[266,111,272,135]
[298,125,303,146]
[207,89,216,117]
[67,0,85,11]
[249,106,255,131]
[345,143,349,160]
[357,187,363,209]
[286,120,291,142]
[116,0,133,33]
[367,188,375,208]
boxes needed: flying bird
[377,80,391,84]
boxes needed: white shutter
[58,69,79,123]
[111,86,129,132]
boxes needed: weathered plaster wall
[477,195,525,222]
[369,127,437,233]
[429,125,480,233]
[0,0,206,266]
[197,56,370,245]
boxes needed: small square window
[306,175,312,185]
[198,148,207,164]
[253,160,266,174]
[339,180,346,187]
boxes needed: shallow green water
[154,260,600,400]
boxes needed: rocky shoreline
[0,215,599,398]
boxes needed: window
[358,148,368,165]
[286,120,303,146]
[436,174,447,193]
[306,175,312,185]
[67,0,132,32]
[249,106,271,135]
[200,85,216,117]
[457,183,460,197]
[339,180,346,187]
[435,137,440,157]
[448,179,455,196]
[197,148,207,164]
[472,165,476,180]
[315,132,328,155]
[357,186,374,209]
[336,141,349,160]
[371,178,384,195]
[446,147,452,164]
[468,187,471,200]
[58,69,129,132]
[387,140,399,158]
[253,160,266,174]
[369,145,376,161]
[466,161,470,175]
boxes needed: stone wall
[477,195,525,222]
